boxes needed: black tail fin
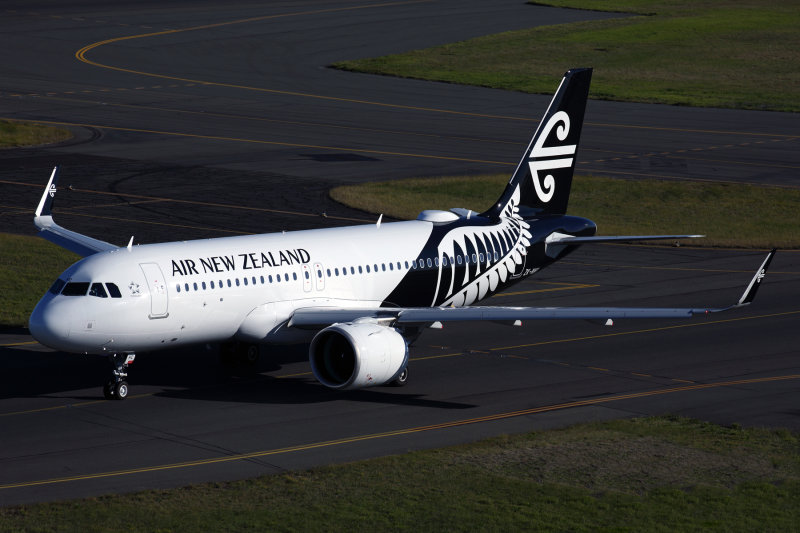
[483,68,592,219]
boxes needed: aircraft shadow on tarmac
[0,337,475,410]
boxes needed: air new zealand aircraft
[29,68,775,400]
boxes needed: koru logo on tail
[527,111,576,203]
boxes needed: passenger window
[49,279,66,295]
[373,264,378,272]
[442,257,448,267]
[471,254,477,263]
[305,271,310,279]
[236,279,240,287]
[89,283,108,298]
[457,256,463,265]
[389,263,394,271]
[426,258,432,268]
[185,283,190,292]
[260,276,265,284]
[293,273,297,281]
[335,268,339,276]
[202,281,207,290]
[358,266,362,274]
[405,261,409,269]
[418,259,424,268]
[318,269,323,277]
[252,276,257,285]
[269,275,273,283]
[396,262,401,270]
[243,278,248,286]
[227,279,232,287]
[434,258,439,267]
[381,264,386,272]
[480,253,485,263]
[350,267,354,275]
[193,282,198,291]
[327,269,331,277]
[176,284,181,293]
[61,282,90,296]
[284,273,289,282]
[276,274,281,283]
[342,268,347,276]
[210,281,215,289]
[366,265,370,273]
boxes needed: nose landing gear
[103,353,136,400]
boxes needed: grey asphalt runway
[1,0,798,506]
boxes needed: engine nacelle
[309,320,408,390]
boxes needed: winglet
[33,167,118,257]
[35,167,59,217]
[736,249,776,307]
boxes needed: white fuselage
[30,219,434,354]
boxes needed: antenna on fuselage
[376,214,383,229]
[126,236,134,251]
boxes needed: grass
[2,416,798,532]
[330,174,800,249]
[0,120,72,148]
[0,233,78,327]
[332,0,800,111]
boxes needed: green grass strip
[330,174,800,249]
[333,0,800,111]
[2,416,798,532]
[0,120,72,148]
[0,234,78,327]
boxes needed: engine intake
[309,320,408,390]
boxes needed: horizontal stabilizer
[545,232,704,245]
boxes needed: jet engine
[309,319,408,390]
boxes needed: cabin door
[140,262,169,318]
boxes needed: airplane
[28,67,775,400]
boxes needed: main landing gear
[219,341,260,368]
[391,367,409,387]
[103,353,136,400]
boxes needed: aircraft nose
[29,297,71,350]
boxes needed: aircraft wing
[288,249,775,329]
[34,167,118,257]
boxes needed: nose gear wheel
[104,353,135,400]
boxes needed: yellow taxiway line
[2,373,797,490]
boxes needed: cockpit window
[49,279,66,295]
[61,282,90,296]
[89,283,108,298]
[106,283,122,298]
